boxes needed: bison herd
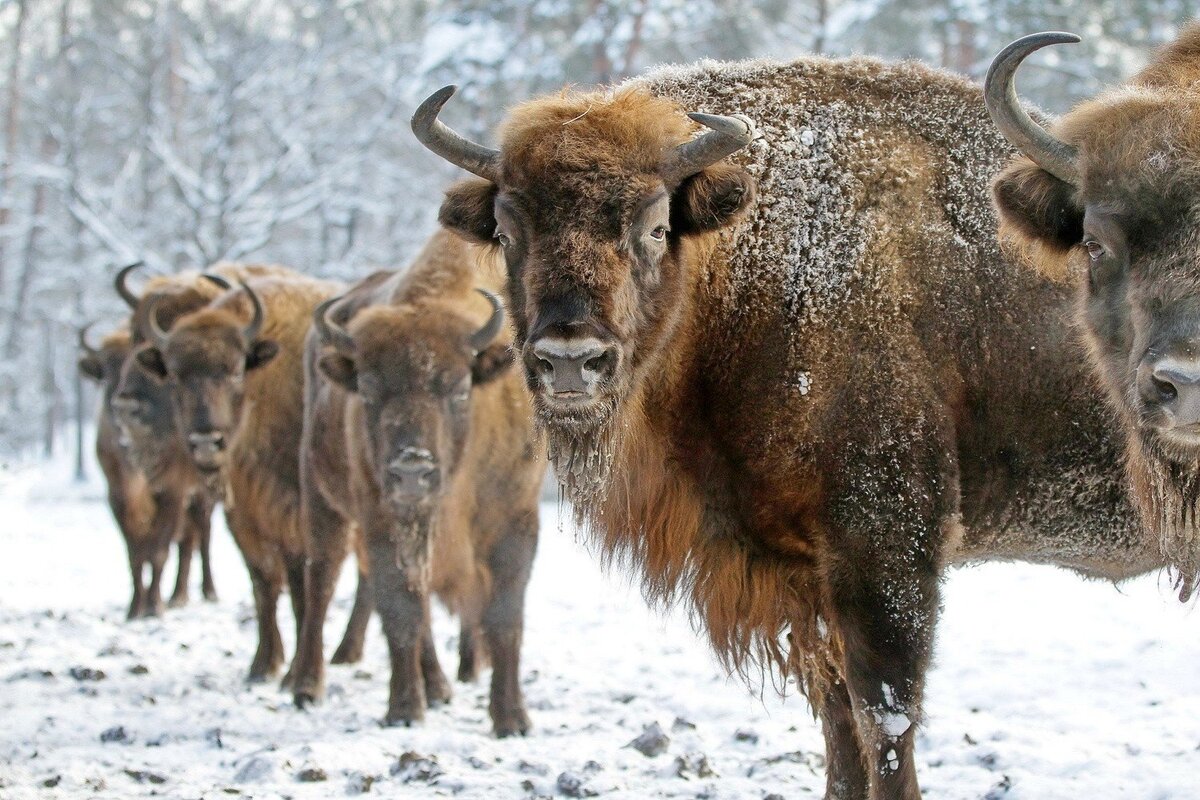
[72,27,1200,800]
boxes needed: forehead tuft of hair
[498,88,695,183]
[349,301,477,361]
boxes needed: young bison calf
[288,231,543,736]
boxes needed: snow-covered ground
[1,453,1198,800]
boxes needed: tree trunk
[0,0,29,297]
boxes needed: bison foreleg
[420,616,452,707]
[168,534,194,609]
[331,563,372,664]
[143,492,185,617]
[290,493,352,705]
[125,548,147,621]
[817,678,871,800]
[367,536,430,726]
[246,563,286,682]
[189,494,218,602]
[482,514,537,738]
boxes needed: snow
[2,453,1200,799]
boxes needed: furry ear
[245,340,279,371]
[439,178,500,245]
[671,163,756,236]
[78,356,104,382]
[136,348,168,380]
[318,351,358,392]
[992,156,1083,251]
[471,342,513,386]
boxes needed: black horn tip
[202,273,233,290]
[412,85,459,130]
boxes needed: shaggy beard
[1129,430,1200,601]
[539,396,622,516]
[388,509,436,591]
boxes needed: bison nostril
[1152,375,1179,403]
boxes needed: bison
[986,28,1200,598]
[135,270,343,682]
[80,321,212,618]
[413,55,1167,797]
[287,230,543,736]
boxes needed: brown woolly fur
[289,230,544,736]
[83,281,222,619]
[140,268,344,682]
[428,52,1170,798]
[991,25,1200,602]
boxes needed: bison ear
[471,342,513,386]
[136,347,168,381]
[670,163,756,236]
[992,156,1083,251]
[246,340,279,371]
[318,351,358,392]
[78,355,104,382]
[439,178,499,245]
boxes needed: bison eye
[649,225,668,241]
[494,229,513,248]
[1084,240,1106,261]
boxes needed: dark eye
[649,225,668,241]
[1085,240,1106,261]
[495,229,513,248]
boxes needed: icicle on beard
[544,413,621,528]
[391,513,436,593]
[1129,431,1200,601]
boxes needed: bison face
[111,345,186,471]
[135,284,278,475]
[987,30,1200,593]
[414,87,754,458]
[315,292,511,526]
[78,325,132,409]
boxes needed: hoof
[492,708,531,738]
[384,705,425,728]
[202,589,219,603]
[167,595,189,610]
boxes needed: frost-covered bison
[136,270,342,682]
[289,230,543,735]
[987,29,1200,598]
[413,56,1166,798]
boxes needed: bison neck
[551,239,832,689]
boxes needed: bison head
[412,85,755,494]
[135,281,279,475]
[987,30,1200,594]
[78,322,131,410]
[313,290,510,575]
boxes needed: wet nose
[529,337,616,397]
[188,431,226,460]
[388,447,439,496]
[1139,355,1200,427]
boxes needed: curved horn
[143,295,171,350]
[984,32,1081,185]
[78,321,101,356]
[238,281,265,343]
[312,296,355,356]
[201,273,232,290]
[469,289,505,352]
[660,113,756,186]
[411,85,501,182]
[114,261,145,309]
